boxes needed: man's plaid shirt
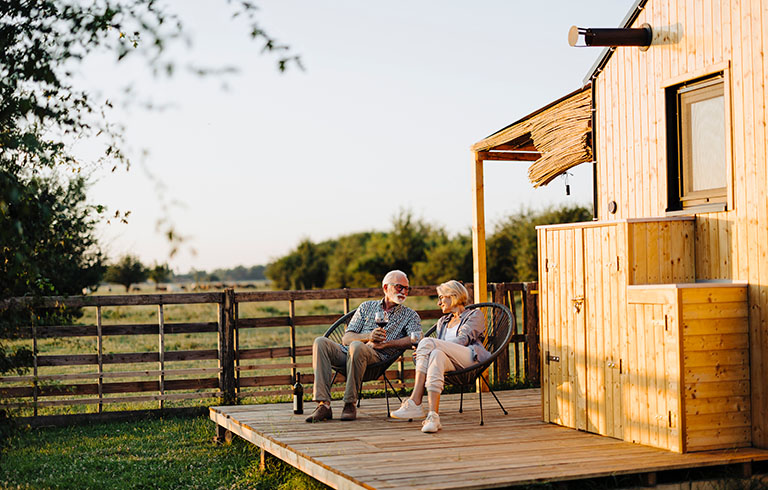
[344,298,422,360]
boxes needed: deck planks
[210,389,768,490]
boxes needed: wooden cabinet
[627,284,751,453]
[538,218,694,440]
[538,218,750,452]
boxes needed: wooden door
[583,225,624,438]
[539,227,586,429]
[626,300,682,452]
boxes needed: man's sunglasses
[387,284,411,293]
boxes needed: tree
[488,205,592,282]
[324,232,374,288]
[104,255,148,292]
[148,263,172,288]
[265,239,330,290]
[412,233,473,285]
[1,171,106,298]
[384,210,434,277]
[0,1,299,370]
[0,1,302,437]
[0,170,105,382]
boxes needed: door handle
[545,351,560,364]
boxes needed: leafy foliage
[266,206,592,290]
[1,170,105,298]
[412,232,473,285]
[104,255,148,292]
[487,205,593,282]
[265,239,330,290]
[0,0,300,378]
[0,169,105,386]
[147,263,171,285]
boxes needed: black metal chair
[423,302,515,425]
[323,309,405,417]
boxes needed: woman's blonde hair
[436,280,469,306]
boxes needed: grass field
[0,415,328,489]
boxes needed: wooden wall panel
[681,286,751,451]
[584,227,599,434]
[758,0,768,450]
[538,229,549,421]
[626,219,694,285]
[594,0,768,446]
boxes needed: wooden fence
[0,282,539,423]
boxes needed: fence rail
[1,282,539,422]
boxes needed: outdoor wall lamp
[568,24,652,51]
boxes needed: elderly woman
[390,280,490,433]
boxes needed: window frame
[663,64,733,214]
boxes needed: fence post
[219,288,237,405]
[523,282,541,386]
[491,284,510,384]
[158,304,165,410]
[289,299,297,383]
[32,321,38,417]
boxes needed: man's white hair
[382,270,408,286]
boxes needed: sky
[82,1,636,273]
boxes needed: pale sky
[83,1,636,272]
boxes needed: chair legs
[475,374,509,426]
[459,385,464,413]
[479,383,484,426]
[353,373,403,416]
[479,374,508,414]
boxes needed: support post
[215,424,233,445]
[471,151,488,304]
[524,282,541,386]
[219,288,237,405]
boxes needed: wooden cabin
[470,0,768,453]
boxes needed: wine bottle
[293,372,304,414]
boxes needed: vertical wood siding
[593,0,768,447]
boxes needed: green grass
[0,416,328,490]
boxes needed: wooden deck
[210,389,768,489]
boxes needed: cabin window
[666,74,728,211]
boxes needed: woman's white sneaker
[421,411,442,433]
[390,399,425,420]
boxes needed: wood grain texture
[210,389,768,490]
[589,0,768,446]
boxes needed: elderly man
[306,270,422,422]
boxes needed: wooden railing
[0,282,539,422]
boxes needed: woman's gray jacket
[435,309,491,363]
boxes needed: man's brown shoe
[305,403,332,423]
[340,402,357,421]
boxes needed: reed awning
[469,85,593,304]
[471,85,593,187]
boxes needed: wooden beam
[478,150,541,162]
[491,142,538,152]
[472,152,488,304]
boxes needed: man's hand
[370,326,387,343]
[342,328,384,346]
